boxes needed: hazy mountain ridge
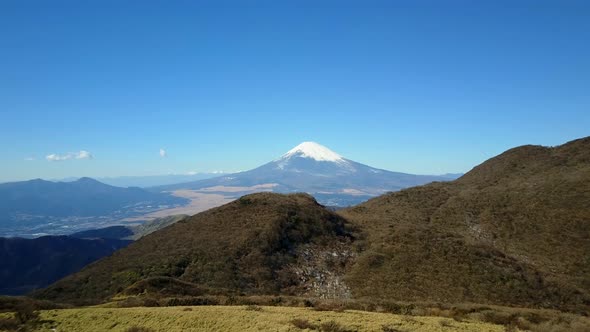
[0,178,188,237]
[0,177,186,217]
[52,173,225,188]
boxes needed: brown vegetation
[291,318,317,329]
[35,193,354,304]
[340,137,590,313]
[124,327,155,332]
[0,298,43,331]
[31,137,590,323]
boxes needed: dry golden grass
[18,306,507,332]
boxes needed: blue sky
[1,0,589,182]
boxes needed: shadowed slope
[0,236,131,295]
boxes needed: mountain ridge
[35,193,354,304]
[35,137,590,313]
[340,136,590,312]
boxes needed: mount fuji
[157,142,461,206]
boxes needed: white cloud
[46,154,69,161]
[187,170,229,175]
[75,150,92,159]
[159,148,167,158]
[46,150,93,162]
[24,157,35,161]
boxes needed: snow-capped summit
[160,141,462,207]
[281,142,344,162]
[275,142,352,172]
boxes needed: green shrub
[0,316,18,331]
[381,325,403,332]
[312,301,345,312]
[239,197,253,205]
[319,321,352,332]
[439,319,453,327]
[291,318,317,330]
[14,302,39,325]
[244,304,262,311]
[124,327,155,332]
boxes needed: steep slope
[340,137,590,312]
[35,193,354,304]
[0,236,131,295]
[0,177,188,237]
[157,142,455,206]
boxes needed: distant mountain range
[0,143,459,238]
[156,142,461,206]
[55,173,225,188]
[0,177,188,237]
[0,143,461,238]
[35,137,590,313]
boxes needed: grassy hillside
[35,193,354,304]
[33,137,590,314]
[340,137,590,312]
[1,305,506,332]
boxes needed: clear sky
[1,0,589,182]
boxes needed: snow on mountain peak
[281,142,344,162]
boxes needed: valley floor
[14,306,505,332]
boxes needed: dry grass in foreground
[1,305,506,332]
